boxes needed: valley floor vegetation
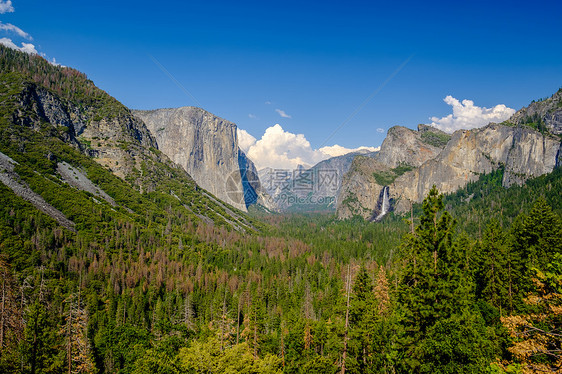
[1,173,562,373]
[1,44,562,374]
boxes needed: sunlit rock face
[337,122,561,220]
[134,107,272,211]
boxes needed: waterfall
[373,186,390,222]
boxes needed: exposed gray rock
[393,124,560,208]
[0,151,76,232]
[336,124,448,219]
[509,88,562,135]
[57,161,116,206]
[24,84,160,184]
[376,125,446,168]
[133,107,271,211]
[503,127,560,186]
[336,156,388,219]
[337,122,561,219]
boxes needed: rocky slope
[377,125,448,168]
[18,80,158,185]
[337,96,562,220]
[509,88,562,135]
[336,156,390,218]
[0,45,257,231]
[391,124,560,212]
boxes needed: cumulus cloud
[428,96,515,133]
[0,22,32,39]
[0,0,14,14]
[319,144,379,157]
[237,128,257,153]
[0,37,37,54]
[239,124,377,170]
[275,109,292,118]
[244,124,322,169]
[0,2,41,57]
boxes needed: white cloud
[239,124,377,170]
[248,113,257,119]
[428,95,515,133]
[237,128,257,154]
[376,128,385,133]
[275,109,292,118]
[0,22,32,40]
[0,37,37,54]
[265,101,272,105]
[0,1,14,14]
[319,144,379,157]
[245,124,322,169]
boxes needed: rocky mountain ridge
[0,45,257,231]
[508,88,562,135]
[337,124,449,219]
[337,91,562,220]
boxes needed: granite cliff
[337,125,448,219]
[133,107,272,212]
[376,125,448,168]
[0,45,257,231]
[391,124,560,213]
[337,91,562,220]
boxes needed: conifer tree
[477,220,509,313]
[397,186,494,373]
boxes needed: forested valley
[1,45,562,374]
[2,166,562,373]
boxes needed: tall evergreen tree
[476,220,510,313]
[397,186,495,373]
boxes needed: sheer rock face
[393,125,560,209]
[133,107,271,212]
[337,122,561,219]
[377,125,446,168]
[336,125,448,219]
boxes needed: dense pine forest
[1,46,562,373]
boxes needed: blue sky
[2,0,562,168]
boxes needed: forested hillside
[0,47,561,373]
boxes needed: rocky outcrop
[377,125,447,168]
[25,84,160,184]
[337,121,561,219]
[336,125,448,219]
[391,124,560,210]
[336,156,388,218]
[133,107,270,211]
[509,88,562,135]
